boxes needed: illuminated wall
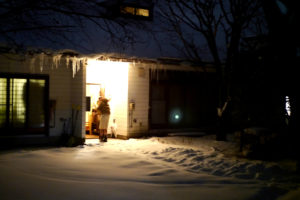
[86,59,129,137]
[127,63,150,137]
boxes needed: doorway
[85,83,102,136]
[85,59,129,139]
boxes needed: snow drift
[0,135,299,200]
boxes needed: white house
[0,50,216,146]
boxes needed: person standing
[97,96,111,142]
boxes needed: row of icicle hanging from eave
[26,52,87,78]
[25,52,209,80]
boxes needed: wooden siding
[127,63,150,137]
[0,54,85,138]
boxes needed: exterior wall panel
[128,63,150,137]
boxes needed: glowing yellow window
[0,77,47,132]
[121,6,135,15]
[0,78,7,128]
[136,8,149,17]
[10,78,27,128]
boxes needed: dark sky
[0,0,181,59]
[0,0,213,60]
[0,0,269,61]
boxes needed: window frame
[0,73,49,136]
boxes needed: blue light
[169,108,182,123]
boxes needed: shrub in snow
[236,127,281,159]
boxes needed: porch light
[169,108,182,123]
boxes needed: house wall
[0,54,85,139]
[109,93,128,138]
[1,53,216,141]
[71,62,86,138]
[126,61,217,137]
[127,63,150,137]
[105,62,129,138]
[46,58,73,137]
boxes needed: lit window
[0,75,48,135]
[121,6,135,15]
[120,6,151,18]
[9,78,27,128]
[136,8,149,17]
[0,78,7,127]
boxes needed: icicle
[29,56,36,72]
[149,63,161,82]
[46,55,52,69]
[76,58,81,76]
[71,57,76,78]
[52,54,62,69]
[66,56,70,69]
[39,53,44,72]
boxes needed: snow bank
[0,136,299,200]
[148,136,293,179]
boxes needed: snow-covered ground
[1,134,299,200]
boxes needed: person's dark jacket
[97,98,110,115]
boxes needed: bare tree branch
[0,0,151,53]
[156,0,265,140]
